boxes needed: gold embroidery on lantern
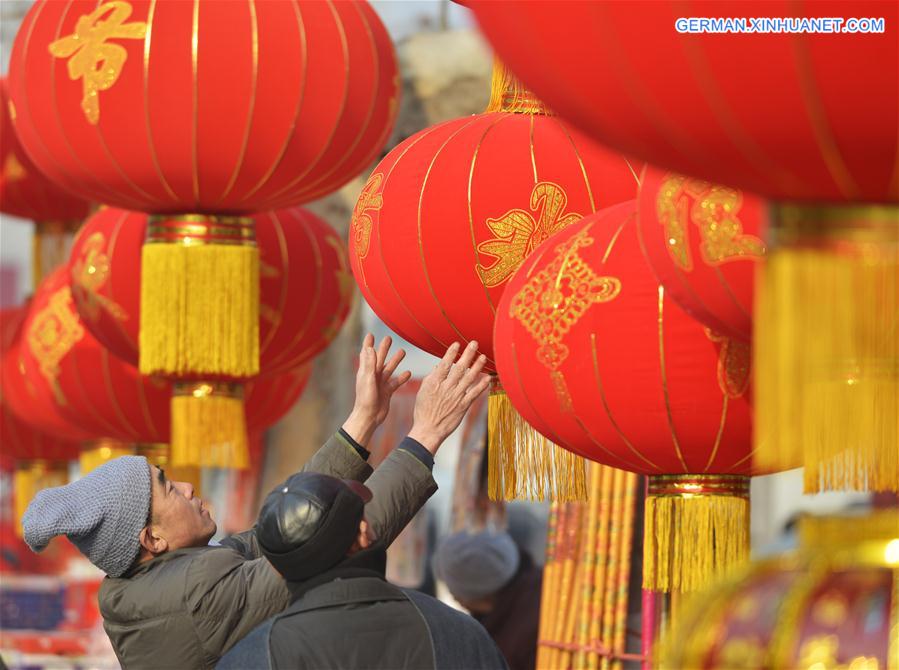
[477,181,583,288]
[510,229,621,409]
[705,329,751,399]
[27,287,86,405]
[656,173,765,271]
[48,1,147,125]
[2,153,27,181]
[352,172,383,260]
[71,232,129,323]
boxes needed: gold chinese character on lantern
[48,1,147,125]
[478,181,583,288]
[656,174,765,271]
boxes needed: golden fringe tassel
[485,58,551,115]
[139,242,260,378]
[14,460,68,537]
[79,441,135,474]
[170,384,249,469]
[488,389,587,502]
[643,491,749,593]
[755,205,898,492]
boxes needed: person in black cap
[217,471,508,670]
[25,336,490,670]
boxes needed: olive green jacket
[98,434,437,670]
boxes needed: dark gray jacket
[217,549,509,670]
[99,434,437,670]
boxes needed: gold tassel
[488,383,588,502]
[14,460,69,537]
[170,382,248,469]
[139,215,259,379]
[643,475,750,593]
[755,204,898,492]
[485,58,552,115]
[137,443,203,496]
[79,440,135,474]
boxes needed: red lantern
[494,201,772,592]
[6,268,310,456]
[8,0,399,213]
[8,1,396,463]
[1,78,91,286]
[471,1,899,493]
[637,165,766,342]
[1,306,81,537]
[69,206,352,378]
[470,2,897,203]
[351,64,641,500]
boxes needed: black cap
[256,473,372,581]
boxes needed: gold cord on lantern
[643,474,750,593]
[170,381,248,470]
[140,214,260,379]
[755,204,898,492]
[487,380,588,502]
[485,59,552,115]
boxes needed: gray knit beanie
[432,530,520,601]
[22,455,152,578]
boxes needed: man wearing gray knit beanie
[22,336,490,670]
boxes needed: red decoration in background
[68,206,353,378]
[0,78,90,222]
[637,165,766,341]
[351,112,640,370]
[470,1,899,202]
[8,0,399,213]
[494,201,756,475]
[3,268,310,445]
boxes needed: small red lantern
[351,63,641,500]
[494,201,774,592]
[67,206,348,466]
[637,165,766,342]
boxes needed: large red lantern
[351,64,641,500]
[0,78,91,286]
[8,0,399,213]
[495,201,771,592]
[471,1,899,493]
[637,165,766,342]
[7,0,397,453]
[67,206,349,466]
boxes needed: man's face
[148,465,216,551]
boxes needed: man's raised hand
[408,341,491,454]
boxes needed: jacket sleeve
[363,447,438,549]
[186,548,292,667]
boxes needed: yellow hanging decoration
[488,382,588,502]
[643,474,750,593]
[32,220,81,290]
[13,460,68,537]
[485,59,552,115]
[79,440,135,474]
[755,205,898,492]
[139,214,259,378]
[170,382,248,470]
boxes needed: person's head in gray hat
[432,530,520,613]
[22,455,216,577]
[255,472,375,581]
